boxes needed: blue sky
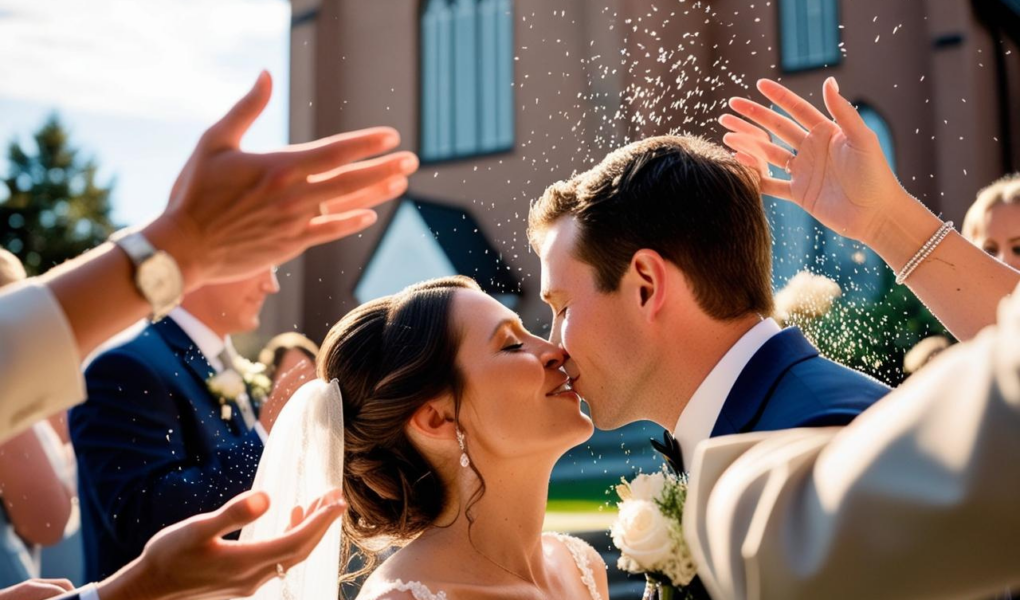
[0,0,291,226]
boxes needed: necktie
[218,348,258,431]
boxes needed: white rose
[208,370,246,399]
[611,499,674,571]
[628,472,667,502]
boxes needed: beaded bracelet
[895,220,954,285]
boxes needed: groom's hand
[719,77,913,250]
[145,71,419,291]
[95,489,346,600]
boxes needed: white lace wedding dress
[359,532,604,600]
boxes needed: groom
[528,135,890,470]
[70,267,282,580]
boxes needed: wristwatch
[109,229,184,321]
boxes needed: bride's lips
[546,375,580,398]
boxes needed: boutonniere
[231,357,273,405]
[610,432,706,600]
[206,357,272,421]
[207,370,246,421]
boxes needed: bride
[241,276,610,600]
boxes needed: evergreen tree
[0,114,117,275]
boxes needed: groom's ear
[407,397,457,442]
[628,249,669,321]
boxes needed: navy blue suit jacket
[711,328,890,439]
[70,318,264,580]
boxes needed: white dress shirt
[0,282,84,444]
[672,318,781,464]
[168,308,267,442]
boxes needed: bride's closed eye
[501,341,524,353]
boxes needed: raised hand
[719,77,908,245]
[153,71,419,289]
[95,489,346,600]
[719,77,1019,341]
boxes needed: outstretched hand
[0,580,74,600]
[95,489,346,600]
[719,77,908,245]
[153,71,419,289]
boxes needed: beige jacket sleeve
[0,281,85,443]
[685,285,1020,600]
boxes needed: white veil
[240,378,345,599]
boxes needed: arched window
[421,0,514,162]
[780,0,840,72]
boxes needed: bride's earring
[456,427,470,468]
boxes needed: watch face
[138,252,183,309]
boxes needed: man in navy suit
[529,135,890,470]
[71,268,283,580]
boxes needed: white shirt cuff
[0,281,85,442]
[78,582,100,600]
[254,421,269,443]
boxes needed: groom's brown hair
[529,135,774,319]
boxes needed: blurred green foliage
[1,114,118,275]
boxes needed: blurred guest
[902,335,951,375]
[0,250,77,586]
[70,269,295,580]
[963,173,1020,270]
[258,332,319,383]
[256,333,319,432]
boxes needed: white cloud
[0,0,290,122]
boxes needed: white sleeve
[77,583,100,600]
[686,283,1020,600]
[0,281,85,443]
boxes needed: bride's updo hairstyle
[319,275,483,583]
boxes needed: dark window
[780,0,841,72]
[421,0,514,162]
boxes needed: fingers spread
[303,152,416,209]
[723,133,795,171]
[192,490,271,542]
[274,129,412,177]
[756,79,829,131]
[229,498,347,570]
[727,98,807,148]
[821,77,874,148]
[718,113,772,144]
[301,210,380,250]
[760,178,794,201]
[204,71,273,152]
[321,176,408,215]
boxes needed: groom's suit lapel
[152,318,217,384]
[710,328,818,437]
[151,318,249,433]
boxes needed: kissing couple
[240,79,889,599]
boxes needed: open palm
[720,77,906,244]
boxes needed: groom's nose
[547,323,562,346]
[563,356,580,379]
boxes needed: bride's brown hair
[318,275,485,586]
